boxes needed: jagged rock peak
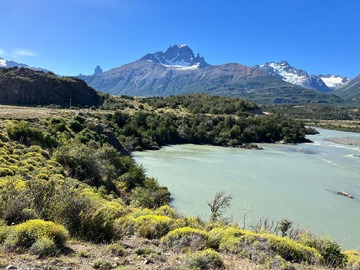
[141,44,210,69]
[94,65,103,75]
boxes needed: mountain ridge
[257,61,351,92]
[78,45,345,104]
[0,57,50,73]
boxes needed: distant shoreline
[325,137,360,146]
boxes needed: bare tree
[241,204,251,229]
[207,191,232,222]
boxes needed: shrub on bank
[161,227,209,252]
[297,232,345,267]
[135,214,174,239]
[264,233,321,264]
[4,219,68,253]
[184,248,225,270]
[343,250,360,270]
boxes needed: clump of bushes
[104,242,126,256]
[130,178,170,209]
[264,233,321,264]
[80,201,125,242]
[161,227,209,252]
[343,250,360,270]
[135,214,174,239]
[184,248,224,270]
[297,232,345,267]
[4,219,68,256]
[207,226,322,265]
[7,121,57,147]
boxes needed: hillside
[0,67,102,107]
[79,45,344,104]
[0,95,359,269]
[336,74,360,103]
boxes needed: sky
[0,0,359,78]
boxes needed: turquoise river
[133,128,360,250]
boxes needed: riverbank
[325,137,360,146]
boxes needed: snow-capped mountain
[0,57,49,73]
[140,44,209,70]
[79,44,344,104]
[257,61,332,93]
[318,74,351,90]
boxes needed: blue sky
[1,0,359,78]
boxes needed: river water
[133,128,360,250]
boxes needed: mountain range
[0,57,50,73]
[78,45,348,104]
[256,61,350,92]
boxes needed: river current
[133,128,360,249]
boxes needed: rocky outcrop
[0,67,102,107]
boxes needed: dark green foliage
[110,111,310,151]
[142,93,259,115]
[262,104,360,120]
[7,121,57,147]
[54,142,145,190]
[278,219,293,237]
[130,178,170,209]
[54,143,102,186]
[48,117,68,133]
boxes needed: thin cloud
[13,48,36,58]
[0,49,5,56]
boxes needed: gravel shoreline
[325,137,360,146]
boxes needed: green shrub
[154,205,178,219]
[161,227,209,252]
[130,178,170,208]
[175,216,205,230]
[54,143,101,186]
[7,121,56,147]
[80,202,124,242]
[104,242,125,256]
[263,233,321,264]
[208,227,247,251]
[343,250,360,270]
[113,216,136,239]
[47,117,68,133]
[29,236,58,257]
[69,120,84,132]
[0,224,11,244]
[297,232,345,267]
[92,258,113,270]
[135,214,174,239]
[5,219,68,251]
[184,249,224,270]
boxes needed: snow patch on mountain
[257,61,332,92]
[0,59,6,67]
[0,57,50,73]
[319,75,351,90]
[163,63,201,70]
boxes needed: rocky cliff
[0,67,102,107]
